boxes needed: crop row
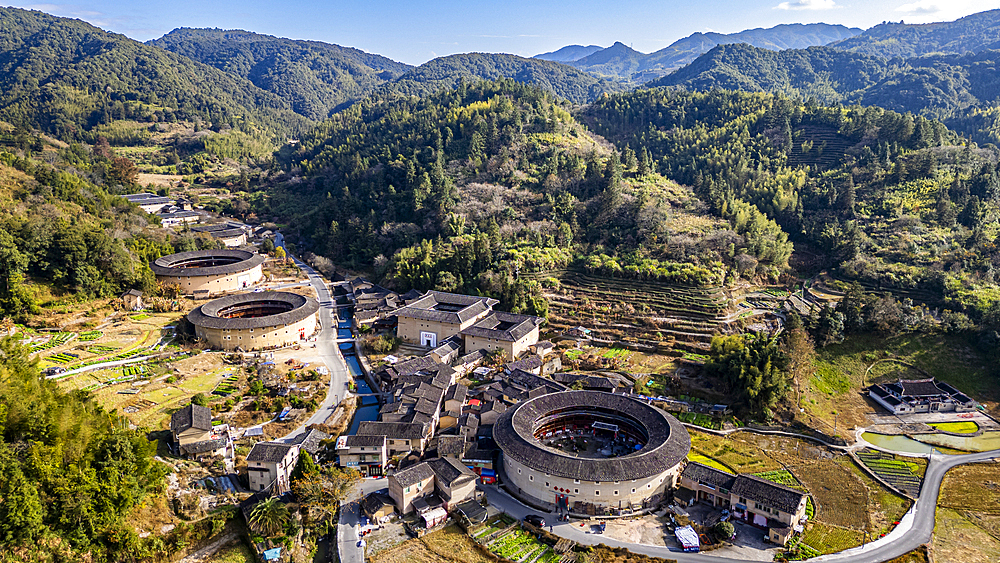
[754,469,804,490]
[77,331,103,342]
[47,352,80,364]
[31,332,76,351]
[122,365,146,377]
[88,345,119,354]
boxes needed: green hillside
[652,44,1000,144]
[832,9,1000,58]
[150,28,413,120]
[0,7,309,140]
[387,53,623,104]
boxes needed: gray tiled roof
[357,421,428,440]
[292,428,332,454]
[731,474,806,514]
[361,492,395,515]
[246,442,298,463]
[437,435,468,456]
[391,461,436,487]
[493,390,690,482]
[682,462,736,490]
[182,438,227,454]
[187,291,319,330]
[461,311,542,342]
[900,378,946,397]
[171,404,213,433]
[345,435,386,448]
[151,249,266,277]
[392,291,498,324]
[426,456,476,488]
[444,384,468,404]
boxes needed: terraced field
[856,449,923,497]
[530,268,729,348]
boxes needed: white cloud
[773,0,840,10]
[895,0,999,23]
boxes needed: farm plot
[46,351,80,364]
[31,332,76,351]
[77,330,103,342]
[856,449,923,497]
[485,529,555,563]
[373,524,492,563]
[214,373,240,396]
[87,345,119,354]
[674,412,721,430]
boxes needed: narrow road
[482,448,1000,563]
[278,256,353,442]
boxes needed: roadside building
[335,434,388,476]
[246,442,301,493]
[170,404,223,457]
[387,456,477,514]
[356,421,430,457]
[461,311,543,360]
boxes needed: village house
[387,456,477,514]
[436,435,468,462]
[191,223,248,247]
[356,421,430,457]
[169,404,226,458]
[335,434,388,477]
[246,442,301,493]
[678,462,808,545]
[393,291,498,348]
[121,289,144,311]
[124,192,172,214]
[460,310,543,360]
[868,378,977,414]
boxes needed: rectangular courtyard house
[388,456,477,514]
[170,404,225,458]
[124,192,172,214]
[393,291,498,348]
[868,378,978,414]
[460,310,543,360]
[191,223,248,247]
[335,434,388,476]
[246,442,301,493]
[678,462,808,545]
[356,421,430,457]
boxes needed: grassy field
[939,463,1000,513]
[686,453,733,473]
[686,431,783,473]
[206,541,255,563]
[836,457,912,535]
[585,544,680,563]
[932,507,1000,563]
[371,525,493,563]
[791,460,869,529]
[803,333,998,431]
[928,421,979,434]
[800,522,864,555]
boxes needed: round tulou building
[494,390,690,514]
[187,291,319,351]
[151,249,266,296]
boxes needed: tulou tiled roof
[682,462,736,490]
[392,291,498,324]
[494,390,690,482]
[151,249,265,277]
[187,291,319,330]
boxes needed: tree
[190,394,208,407]
[248,497,290,537]
[712,521,736,542]
[274,246,287,263]
[107,156,139,187]
[704,333,789,421]
[781,327,816,410]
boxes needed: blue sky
[4,1,997,65]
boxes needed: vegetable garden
[855,449,923,497]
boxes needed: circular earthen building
[494,390,690,514]
[187,291,319,351]
[151,249,266,295]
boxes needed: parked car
[720,509,731,522]
[523,515,546,528]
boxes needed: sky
[3,0,998,65]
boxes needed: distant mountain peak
[534,44,604,62]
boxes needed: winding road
[483,448,1000,563]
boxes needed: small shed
[121,289,143,311]
[421,507,448,528]
[361,492,396,522]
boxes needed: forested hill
[650,44,1000,145]
[150,28,413,121]
[831,9,1000,58]
[0,7,309,140]
[386,53,623,104]
[566,23,861,83]
[584,89,1000,322]
[534,44,604,62]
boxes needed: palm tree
[248,497,289,537]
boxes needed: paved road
[482,449,1000,563]
[279,257,353,442]
[338,478,387,563]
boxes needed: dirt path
[178,530,240,563]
